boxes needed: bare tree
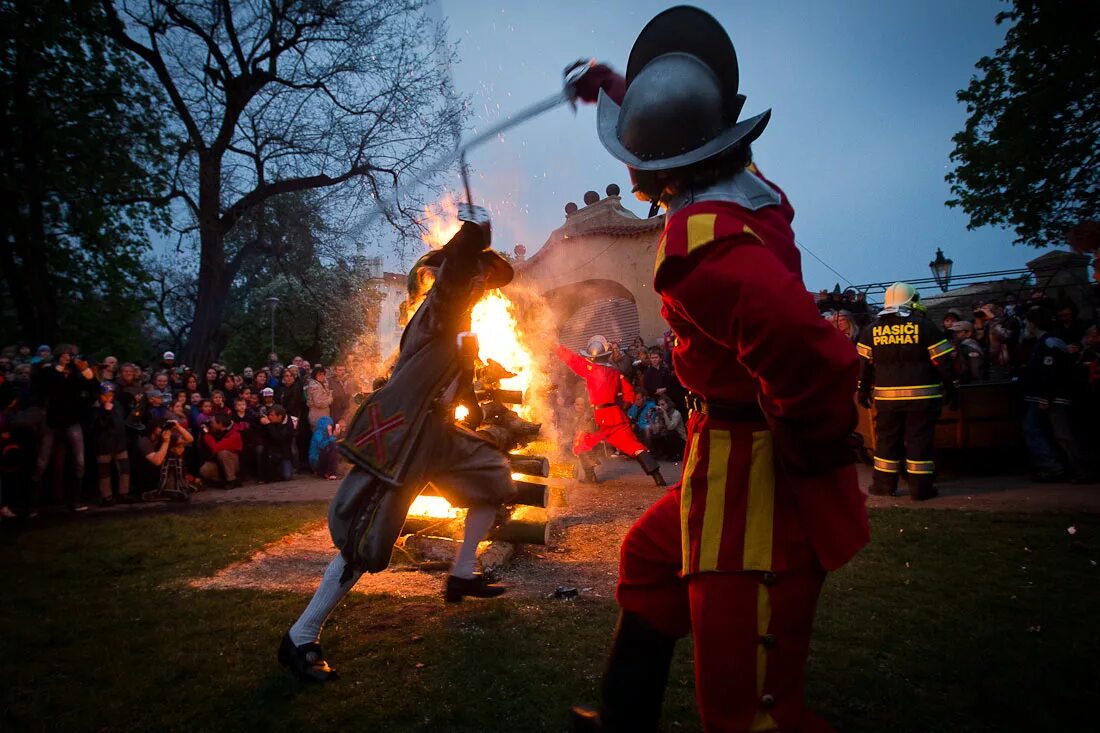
[101,0,461,367]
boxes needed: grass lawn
[2,504,1098,732]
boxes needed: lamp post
[265,296,280,354]
[929,248,954,292]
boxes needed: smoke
[498,279,562,454]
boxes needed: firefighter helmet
[881,282,918,314]
[596,6,770,174]
[584,335,611,359]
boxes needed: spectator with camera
[645,393,687,460]
[199,413,243,488]
[626,390,656,445]
[135,418,194,498]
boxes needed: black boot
[636,451,666,487]
[444,573,508,603]
[579,454,599,484]
[278,633,339,683]
[568,611,677,733]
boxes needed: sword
[350,63,593,238]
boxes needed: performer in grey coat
[279,206,518,683]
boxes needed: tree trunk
[183,158,233,368]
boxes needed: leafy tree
[100,0,462,368]
[146,191,383,370]
[0,0,173,347]
[947,0,1099,247]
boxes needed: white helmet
[881,282,917,315]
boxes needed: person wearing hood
[309,415,340,480]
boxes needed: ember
[420,193,461,248]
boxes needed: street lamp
[265,296,280,354]
[929,248,954,292]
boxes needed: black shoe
[867,483,896,496]
[444,573,507,603]
[1033,471,1068,484]
[278,633,338,683]
[98,496,115,507]
[568,706,604,732]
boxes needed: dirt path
[188,457,665,599]
[185,459,1098,599]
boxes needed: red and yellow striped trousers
[616,415,835,732]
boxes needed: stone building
[514,185,666,350]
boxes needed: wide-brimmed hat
[596,5,770,171]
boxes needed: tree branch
[99,0,206,151]
[220,163,388,234]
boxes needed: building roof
[519,195,664,271]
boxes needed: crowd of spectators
[0,347,361,518]
[822,288,1099,483]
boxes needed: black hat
[596,6,770,171]
[407,246,513,298]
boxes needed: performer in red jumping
[565,7,870,732]
[556,336,666,486]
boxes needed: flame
[420,193,462,249]
[471,290,534,415]
[408,495,464,519]
[399,195,545,524]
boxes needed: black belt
[594,402,618,409]
[687,393,765,423]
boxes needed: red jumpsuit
[617,168,870,731]
[556,344,648,458]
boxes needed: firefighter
[565,7,869,731]
[856,282,955,500]
[556,336,666,486]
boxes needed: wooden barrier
[857,380,1024,452]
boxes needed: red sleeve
[619,372,635,404]
[555,344,589,379]
[664,239,860,471]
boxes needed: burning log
[494,506,549,545]
[401,506,548,546]
[508,454,550,477]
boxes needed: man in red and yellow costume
[556,336,666,486]
[566,7,869,732]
